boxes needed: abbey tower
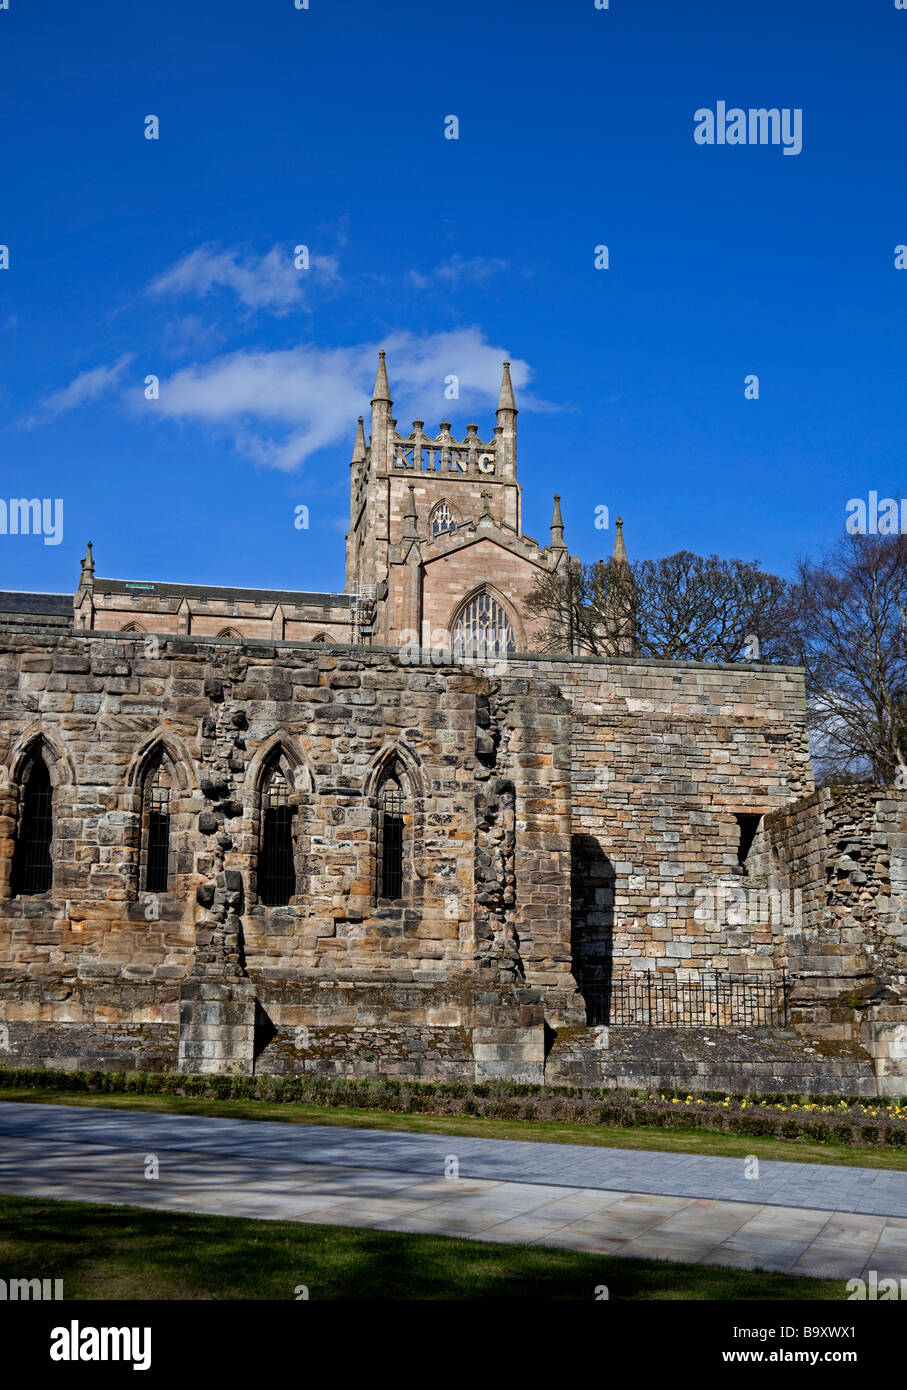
[346,352,580,652]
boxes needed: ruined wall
[0,627,579,1075]
[0,623,819,1079]
[763,786,907,1091]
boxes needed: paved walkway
[2,1102,907,1281]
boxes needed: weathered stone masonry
[3,620,882,1088]
[762,786,907,1093]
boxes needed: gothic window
[312,633,334,643]
[121,622,147,634]
[141,757,172,893]
[217,627,240,639]
[376,773,405,900]
[431,500,457,537]
[453,590,516,659]
[259,760,296,906]
[11,751,53,895]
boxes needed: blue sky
[1,0,905,596]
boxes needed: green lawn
[0,1193,845,1300]
[2,1084,905,1171]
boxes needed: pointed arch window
[376,770,405,900]
[431,500,457,537]
[217,627,240,639]
[11,751,53,895]
[141,756,172,893]
[259,759,296,906]
[121,622,147,634]
[453,590,515,660]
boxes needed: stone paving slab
[2,1102,907,1282]
[1,1102,906,1217]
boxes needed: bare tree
[526,550,793,662]
[791,535,907,784]
[525,558,633,656]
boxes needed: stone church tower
[346,351,579,652]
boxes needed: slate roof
[0,591,72,617]
[92,578,353,608]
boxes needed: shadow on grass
[0,1194,844,1301]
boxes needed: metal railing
[579,967,790,1028]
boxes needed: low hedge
[1,1066,906,1149]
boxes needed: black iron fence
[579,967,790,1028]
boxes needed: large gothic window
[259,760,296,906]
[453,590,516,660]
[430,500,457,537]
[376,772,405,900]
[141,756,172,893]
[11,751,53,895]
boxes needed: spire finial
[402,483,420,540]
[351,415,366,465]
[497,359,516,414]
[371,348,392,405]
[550,494,566,550]
[80,541,95,585]
[612,515,628,566]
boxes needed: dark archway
[570,833,615,1024]
[11,749,53,896]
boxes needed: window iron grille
[377,782,404,900]
[12,757,53,895]
[143,761,172,893]
[579,967,790,1029]
[259,764,296,906]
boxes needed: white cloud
[24,353,134,426]
[160,314,226,359]
[142,328,549,472]
[148,243,340,315]
[408,255,509,289]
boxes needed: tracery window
[453,590,516,660]
[431,501,457,537]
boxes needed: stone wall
[547,1025,877,1096]
[0,622,837,1084]
[545,655,813,983]
[763,786,907,1093]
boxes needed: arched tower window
[453,590,516,659]
[259,758,296,906]
[430,500,457,537]
[141,755,172,893]
[11,750,53,895]
[376,771,405,900]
